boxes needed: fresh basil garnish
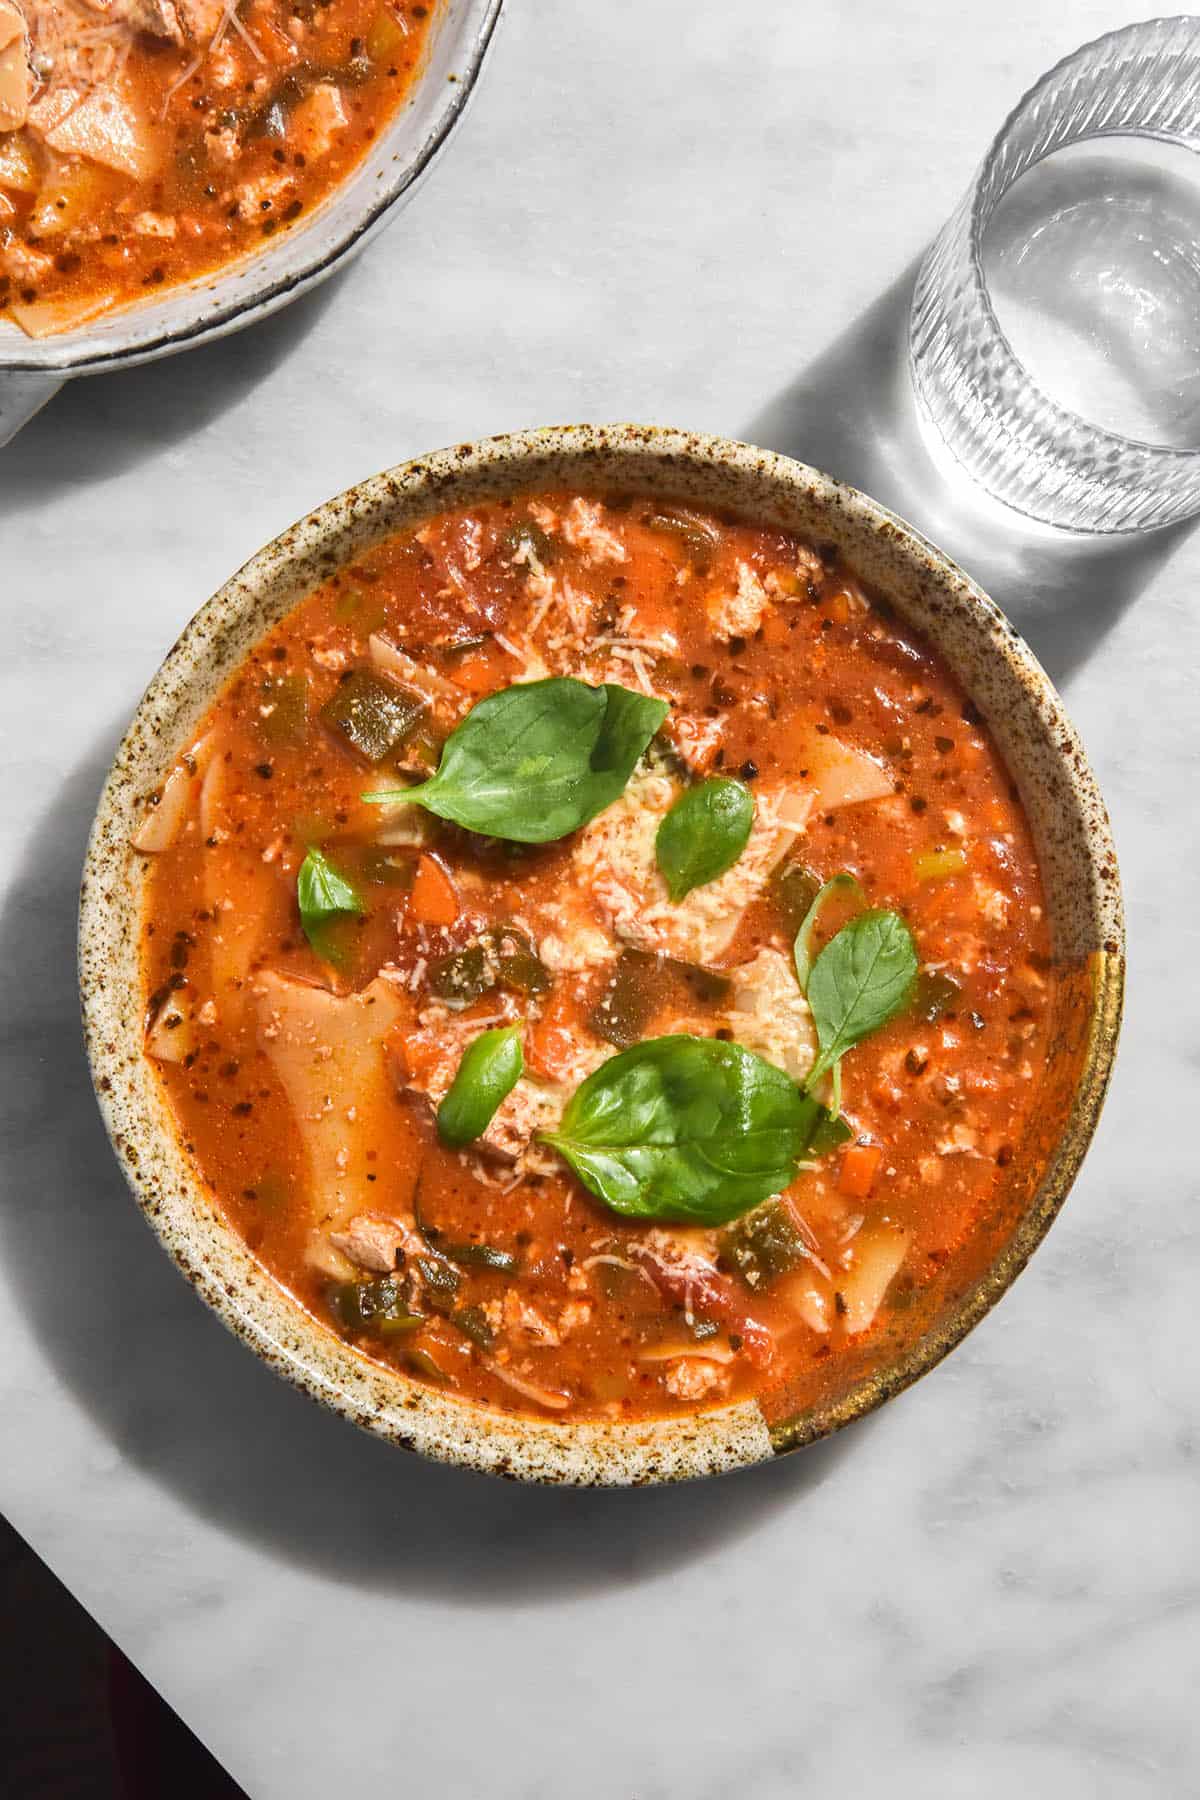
[805,909,918,1089]
[297,846,364,958]
[540,1034,823,1226]
[364,678,668,843]
[437,1026,525,1148]
[793,871,863,991]
[655,777,754,902]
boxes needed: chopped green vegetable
[296,846,364,960]
[327,1276,423,1337]
[770,858,821,936]
[655,777,754,902]
[495,929,551,995]
[437,1025,525,1148]
[363,678,668,844]
[588,949,729,1048]
[911,967,963,1022]
[540,1034,823,1226]
[402,1347,448,1383]
[805,909,919,1089]
[720,1199,810,1290]
[358,846,415,888]
[453,1304,496,1349]
[641,506,720,570]
[259,673,309,746]
[320,668,426,763]
[428,942,491,1006]
[427,928,550,1007]
[588,949,659,1048]
[416,1254,462,1299]
[334,585,364,620]
[503,519,556,567]
[914,845,968,882]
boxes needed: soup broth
[136,492,1059,1425]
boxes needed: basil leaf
[297,846,364,957]
[793,871,863,991]
[437,1026,525,1148]
[809,1107,853,1156]
[540,1034,822,1226]
[655,777,754,902]
[366,678,667,843]
[806,910,918,1086]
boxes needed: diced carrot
[826,588,851,626]
[449,642,516,696]
[409,853,459,926]
[526,984,585,1083]
[839,1143,883,1200]
[393,1033,441,1086]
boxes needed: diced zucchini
[589,949,729,1048]
[259,673,309,746]
[589,949,658,1047]
[327,1275,423,1336]
[911,968,962,1022]
[641,506,720,570]
[719,1199,810,1290]
[359,846,415,888]
[495,929,551,996]
[770,858,821,935]
[502,519,556,566]
[453,1304,496,1349]
[428,942,491,1006]
[320,669,426,763]
[416,1255,461,1300]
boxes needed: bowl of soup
[80,424,1123,1485]
[0,0,501,440]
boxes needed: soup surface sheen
[0,0,434,335]
[138,492,1058,1425]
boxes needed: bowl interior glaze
[79,425,1124,1485]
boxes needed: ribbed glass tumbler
[910,17,1200,532]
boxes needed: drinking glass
[910,17,1200,532]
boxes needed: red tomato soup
[137,493,1060,1425]
[0,0,435,335]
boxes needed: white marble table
[3,1,1198,1793]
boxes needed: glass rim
[963,13,1200,465]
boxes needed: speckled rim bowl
[0,0,503,442]
[79,425,1124,1487]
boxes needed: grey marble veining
[2,1,1198,1794]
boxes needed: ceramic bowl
[0,0,503,446]
[79,424,1124,1486]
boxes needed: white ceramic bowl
[0,0,503,444]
